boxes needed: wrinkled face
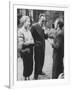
[24,18,30,28]
[39,16,46,26]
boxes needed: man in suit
[52,19,64,79]
[31,14,48,79]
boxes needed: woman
[18,16,34,80]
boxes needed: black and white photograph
[17,8,64,80]
[0,0,71,89]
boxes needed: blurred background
[17,9,64,28]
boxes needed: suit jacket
[31,23,48,50]
[52,29,64,57]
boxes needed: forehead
[40,15,45,19]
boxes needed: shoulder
[57,30,64,36]
[18,27,24,34]
[55,30,64,41]
[17,27,25,38]
[31,23,38,32]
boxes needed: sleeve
[31,26,36,42]
[47,29,56,39]
[52,32,63,49]
[17,30,24,50]
[31,26,40,46]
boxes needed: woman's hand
[26,48,30,53]
[21,48,30,53]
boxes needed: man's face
[39,16,46,26]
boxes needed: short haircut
[39,13,45,19]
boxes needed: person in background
[31,14,48,79]
[18,16,34,80]
[52,18,64,79]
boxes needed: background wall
[17,9,64,28]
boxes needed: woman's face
[24,18,30,28]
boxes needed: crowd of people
[17,13,64,80]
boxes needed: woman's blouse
[17,27,34,50]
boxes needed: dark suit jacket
[52,29,64,57]
[31,23,48,50]
[31,23,48,74]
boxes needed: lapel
[36,23,44,38]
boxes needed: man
[52,19,64,79]
[31,14,48,79]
